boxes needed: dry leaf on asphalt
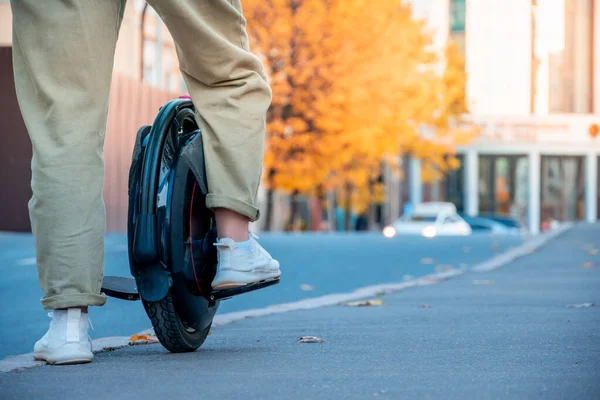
[567,303,595,308]
[419,304,431,308]
[298,336,325,343]
[583,262,594,269]
[420,257,434,264]
[343,299,384,307]
[128,334,159,345]
[300,284,314,291]
[472,279,494,285]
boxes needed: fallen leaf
[343,299,384,307]
[300,284,314,291]
[375,291,387,296]
[567,303,595,308]
[583,262,594,269]
[128,333,159,345]
[298,336,324,343]
[588,249,599,256]
[472,279,494,285]
[420,258,434,264]
[526,249,536,254]
[419,304,431,308]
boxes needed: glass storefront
[442,154,465,213]
[478,155,529,224]
[540,155,585,224]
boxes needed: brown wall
[0,46,32,232]
[0,47,177,233]
[103,74,177,233]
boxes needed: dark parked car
[459,213,526,235]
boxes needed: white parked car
[385,202,472,238]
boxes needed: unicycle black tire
[143,294,211,353]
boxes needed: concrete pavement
[1,224,599,399]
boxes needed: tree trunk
[326,189,336,232]
[367,181,377,230]
[344,184,352,231]
[313,185,326,231]
[287,190,299,231]
[265,188,274,231]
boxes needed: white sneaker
[33,308,93,365]
[211,233,281,290]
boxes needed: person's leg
[147,0,269,233]
[149,0,280,288]
[11,0,126,363]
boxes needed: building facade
[399,0,600,234]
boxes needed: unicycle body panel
[127,99,218,352]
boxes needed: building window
[441,154,465,212]
[450,0,466,33]
[533,0,594,114]
[541,155,585,225]
[478,155,529,225]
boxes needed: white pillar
[386,162,401,222]
[585,153,598,222]
[528,150,541,235]
[410,158,422,205]
[464,150,479,216]
[153,14,163,88]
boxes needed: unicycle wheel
[127,99,218,353]
[143,289,211,353]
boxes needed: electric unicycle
[101,97,279,352]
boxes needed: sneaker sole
[33,344,93,365]
[212,270,281,290]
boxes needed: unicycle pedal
[210,278,280,301]
[101,276,140,301]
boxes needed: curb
[471,223,574,272]
[0,225,574,373]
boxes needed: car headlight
[422,225,437,238]
[382,225,396,238]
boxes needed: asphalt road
[1,225,598,399]
[0,231,522,359]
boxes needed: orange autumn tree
[243,0,474,230]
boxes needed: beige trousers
[11,0,271,310]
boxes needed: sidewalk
[1,224,599,399]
